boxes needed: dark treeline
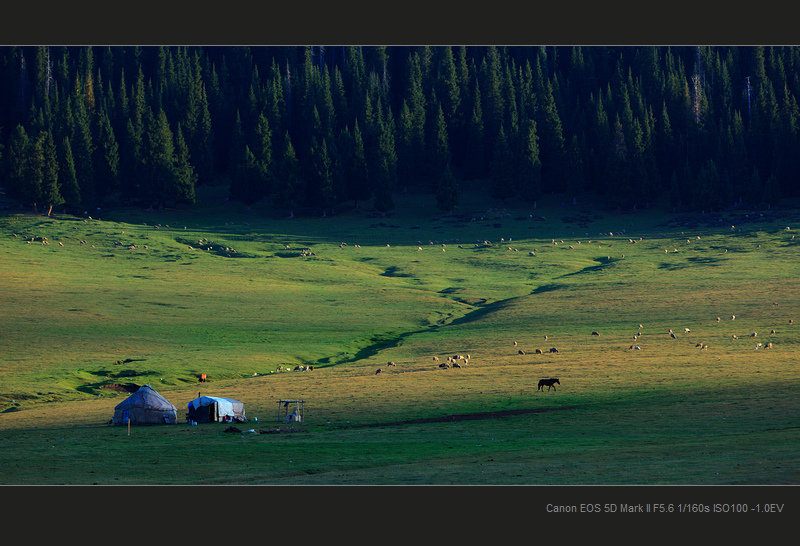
[2,45,799,216]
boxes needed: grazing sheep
[549,347,559,353]
[433,356,439,361]
[670,332,676,339]
[534,348,543,354]
[591,331,600,336]
[732,334,738,340]
[684,328,691,333]
[518,350,526,355]
[765,342,773,349]
[375,368,382,375]
[750,332,757,338]
[387,361,396,366]
[452,362,462,368]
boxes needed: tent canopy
[189,396,243,417]
[187,395,246,422]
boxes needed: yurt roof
[114,384,177,411]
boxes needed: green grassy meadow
[1,185,799,485]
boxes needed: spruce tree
[346,120,370,209]
[40,130,62,215]
[564,133,584,199]
[121,66,146,201]
[435,163,459,213]
[143,108,176,208]
[21,132,45,211]
[428,99,450,183]
[173,123,197,203]
[307,136,335,216]
[94,108,120,200]
[406,52,427,178]
[538,77,566,191]
[373,114,398,212]
[274,131,302,217]
[72,87,96,207]
[252,112,274,199]
[58,136,81,211]
[489,124,515,202]
[464,83,485,179]
[395,99,415,186]
[4,124,29,202]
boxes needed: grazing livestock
[387,361,396,366]
[549,347,559,353]
[199,373,207,383]
[538,378,560,391]
[375,368,382,375]
[518,350,526,355]
[534,348,543,354]
[591,331,600,336]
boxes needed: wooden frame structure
[277,399,305,423]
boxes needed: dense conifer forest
[2,45,799,216]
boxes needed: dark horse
[538,378,560,391]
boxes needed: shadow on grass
[342,404,581,428]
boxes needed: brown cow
[199,373,207,383]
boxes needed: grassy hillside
[1,186,798,484]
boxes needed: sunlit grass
[1,187,798,484]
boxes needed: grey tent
[112,384,178,425]
[187,396,246,423]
